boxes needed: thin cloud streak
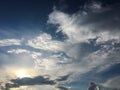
[0,39,21,46]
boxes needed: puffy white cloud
[1,2,120,89]
[24,8,120,80]
[48,10,96,43]
[48,9,120,44]
[25,8,120,79]
[0,39,21,46]
[27,33,65,51]
[47,8,120,82]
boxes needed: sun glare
[17,70,26,78]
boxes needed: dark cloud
[57,86,69,90]
[5,75,56,89]
[49,0,120,88]
[56,74,70,81]
[4,74,70,89]
[81,8,120,33]
[55,0,120,13]
[55,0,120,34]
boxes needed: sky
[0,0,120,90]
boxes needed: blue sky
[0,0,120,90]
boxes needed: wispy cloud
[0,39,21,46]
[22,4,120,86]
[0,0,120,89]
[8,49,30,54]
[48,10,120,44]
[47,3,120,88]
[102,76,120,88]
[27,33,65,51]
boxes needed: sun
[15,69,32,78]
[17,70,26,78]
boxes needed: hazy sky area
[0,0,120,90]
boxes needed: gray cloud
[57,86,69,90]
[4,75,56,89]
[3,74,70,90]
[102,76,120,89]
[55,74,70,81]
[0,1,120,89]
[47,1,120,88]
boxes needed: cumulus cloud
[48,10,96,43]
[48,9,120,44]
[1,1,120,89]
[48,9,119,68]
[0,39,21,46]
[23,4,120,85]
[46,3,120,87]
[7,48,71,79]
[24,6,120,82]
[27,33,65,51]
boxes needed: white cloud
[27,32,80,59]
[0,39,21,46]
[1,5,120,88]
[48,10,120,44]
[102,76,120,88]
[86,43,120,73]
[33,54,71,79]
[96,31,120,44]
[8,49,30,54]
[7,49,42,59]
[6,39,120,83]
[31,52,42,59]
[46,9,120,82]
[27,33,65,52]
[24,9,120,80]
[48,10,95,43]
